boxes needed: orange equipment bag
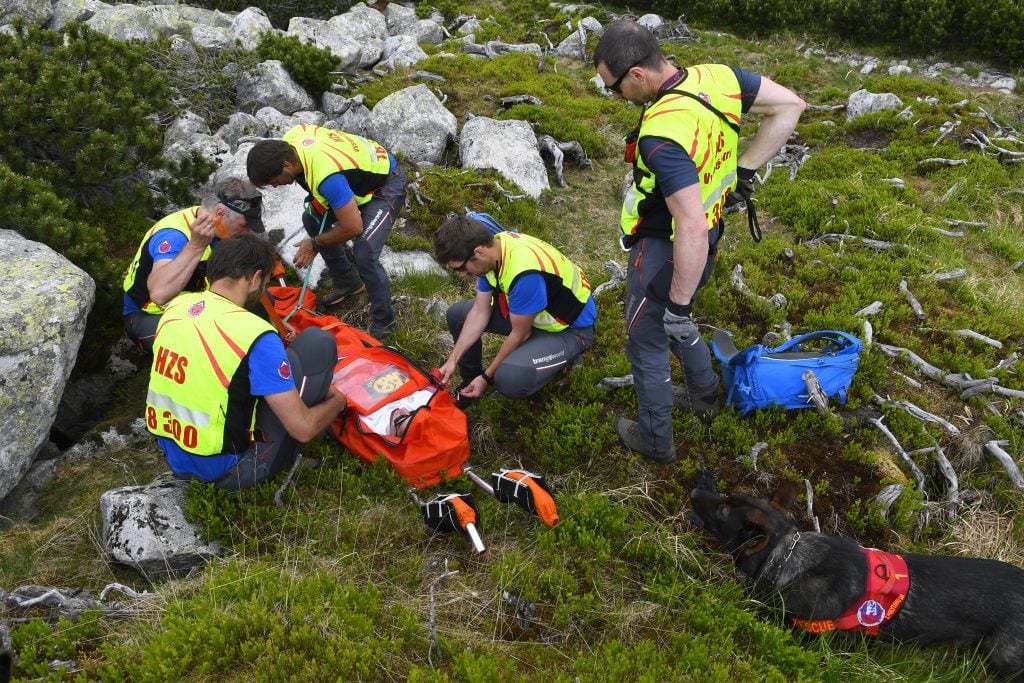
[268,286,470,489]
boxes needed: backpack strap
[770,330,861,355]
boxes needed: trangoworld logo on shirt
[187,300,206,318]
[278,360,292,380]
[158,240,172,254]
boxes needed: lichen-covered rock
[0,230,94,500]
[286,16,361,71]
[0,0,53,26]
[322,93,371,137]
[253,106,325,138]
[384,3,416,35]
[846,89,904,121]
[230,6,274,51]
[100,480,223,579]
[381,34,428,69]
[236,60,315,115]
[459,117,550,198]
[328,3,387,68]
[380,247,445,279]
[51,0,110,31]
[366,84,456,165]
[214,112,268,149]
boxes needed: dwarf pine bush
[255,32,339,102]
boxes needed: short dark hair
[206,234,277,283]
[593,19,663,75]
[433,216,495,264]
[246,139,298,186]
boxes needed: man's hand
[187,209,217,249]
[458,375,488,399]
[725,166,757,207]
[663,306,699,345]
[293,238,317,268]
[438,359,457,385]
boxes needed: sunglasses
[390,410,413,436]
[607,56,647,94]
[451,255,474,273]
[218,194,263,220]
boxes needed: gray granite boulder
[100,479,223,579]
[846,89,905,121]
[0,0,53,26]
[286,16,360,71]
[51,0,110,31]
[214,112,269,149]
[0,231,94,501]
[253,106,325,138]
[328,3,388,68]
[237,60,315,115]
[366,84,456,165]
[459,117,549,198]
[381,34,429,70]
[322,93,371,137]
[231,6,274,51]
[384,3,416,35]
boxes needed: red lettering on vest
[154,346,170,376]
[172,354,188,384]
[154,347,188,384]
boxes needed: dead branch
[895,370,923,389]
[870,416,927,494]
[954,329,1003,349]
[923,269,967,281]
[855,301,883,317]
[746,442,768,471]
[494,181,526,202]
[591,260,626,297]
[874,484,904,518]
[427,559,459,666]
[919,157,968,167]
[930,227,965,238]
[933,121,956,147]
[500,94,543,108]
[1012,259,1023,272]
[806,103,845,112]
[409,71,447,83]
[938,182,960,203]
[876,343,998,393]
[803,479,821,532]
[862,319,873,347]
[803,371,830,416]
[899,279,926,320]
[274,450,305,508]
[598,374,634,390]
[871,393,960,436]
[730,264,786,308]
[932,442,959,520]
[944,219,988,228]
[984,441,1024,492]
[804,233,900,250]
[883,178,905,188]
[764,144,810,182]
[990,353,1019,374]
[537,134,592,188]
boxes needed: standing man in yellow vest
[146,234,347,490]
[123,177,265,351]
[247,125,407,341]
[433,215,597,408]
[594,20,804,463]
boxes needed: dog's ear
[0,648,12,683]
[770,480,800,512]
[740,510,771,555]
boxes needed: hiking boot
[613,416,676,464]
[369,320,397,343]
[672,385,721,421]
[318,274,366,308]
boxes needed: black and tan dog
[689,482,1024,681]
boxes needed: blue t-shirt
[123,228,220,315]
[158,332,295,482]
[316,154,398,209]
[638,67,761,197]
[478,273,597,328]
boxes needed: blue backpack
[710,329,863,415]
[464,210,509,235]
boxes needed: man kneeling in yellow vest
[145,234,347,490]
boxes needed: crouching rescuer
[145,234,347,490]
[433,215,597,408]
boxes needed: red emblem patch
[302,137,315,146]
[187,300,205,318]
[278,359,292,380]
[157,240,172,254]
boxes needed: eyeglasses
[606,56,647,94]
[451,255,474,273]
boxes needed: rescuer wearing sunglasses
[594,19,805,464]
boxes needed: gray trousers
[446,299,595,399]
[302,167,408,331]
[213,327,336,491]
[124,311,161,352]
[624,230,720,454]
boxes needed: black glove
[725,166,757,207]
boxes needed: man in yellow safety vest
[594,19,805,463]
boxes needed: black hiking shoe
[671,385,721,421]
[613,416,676,464]
[317,283,366,308]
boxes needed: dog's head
[689,482,799,577]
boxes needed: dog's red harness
[791,547,910,636]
